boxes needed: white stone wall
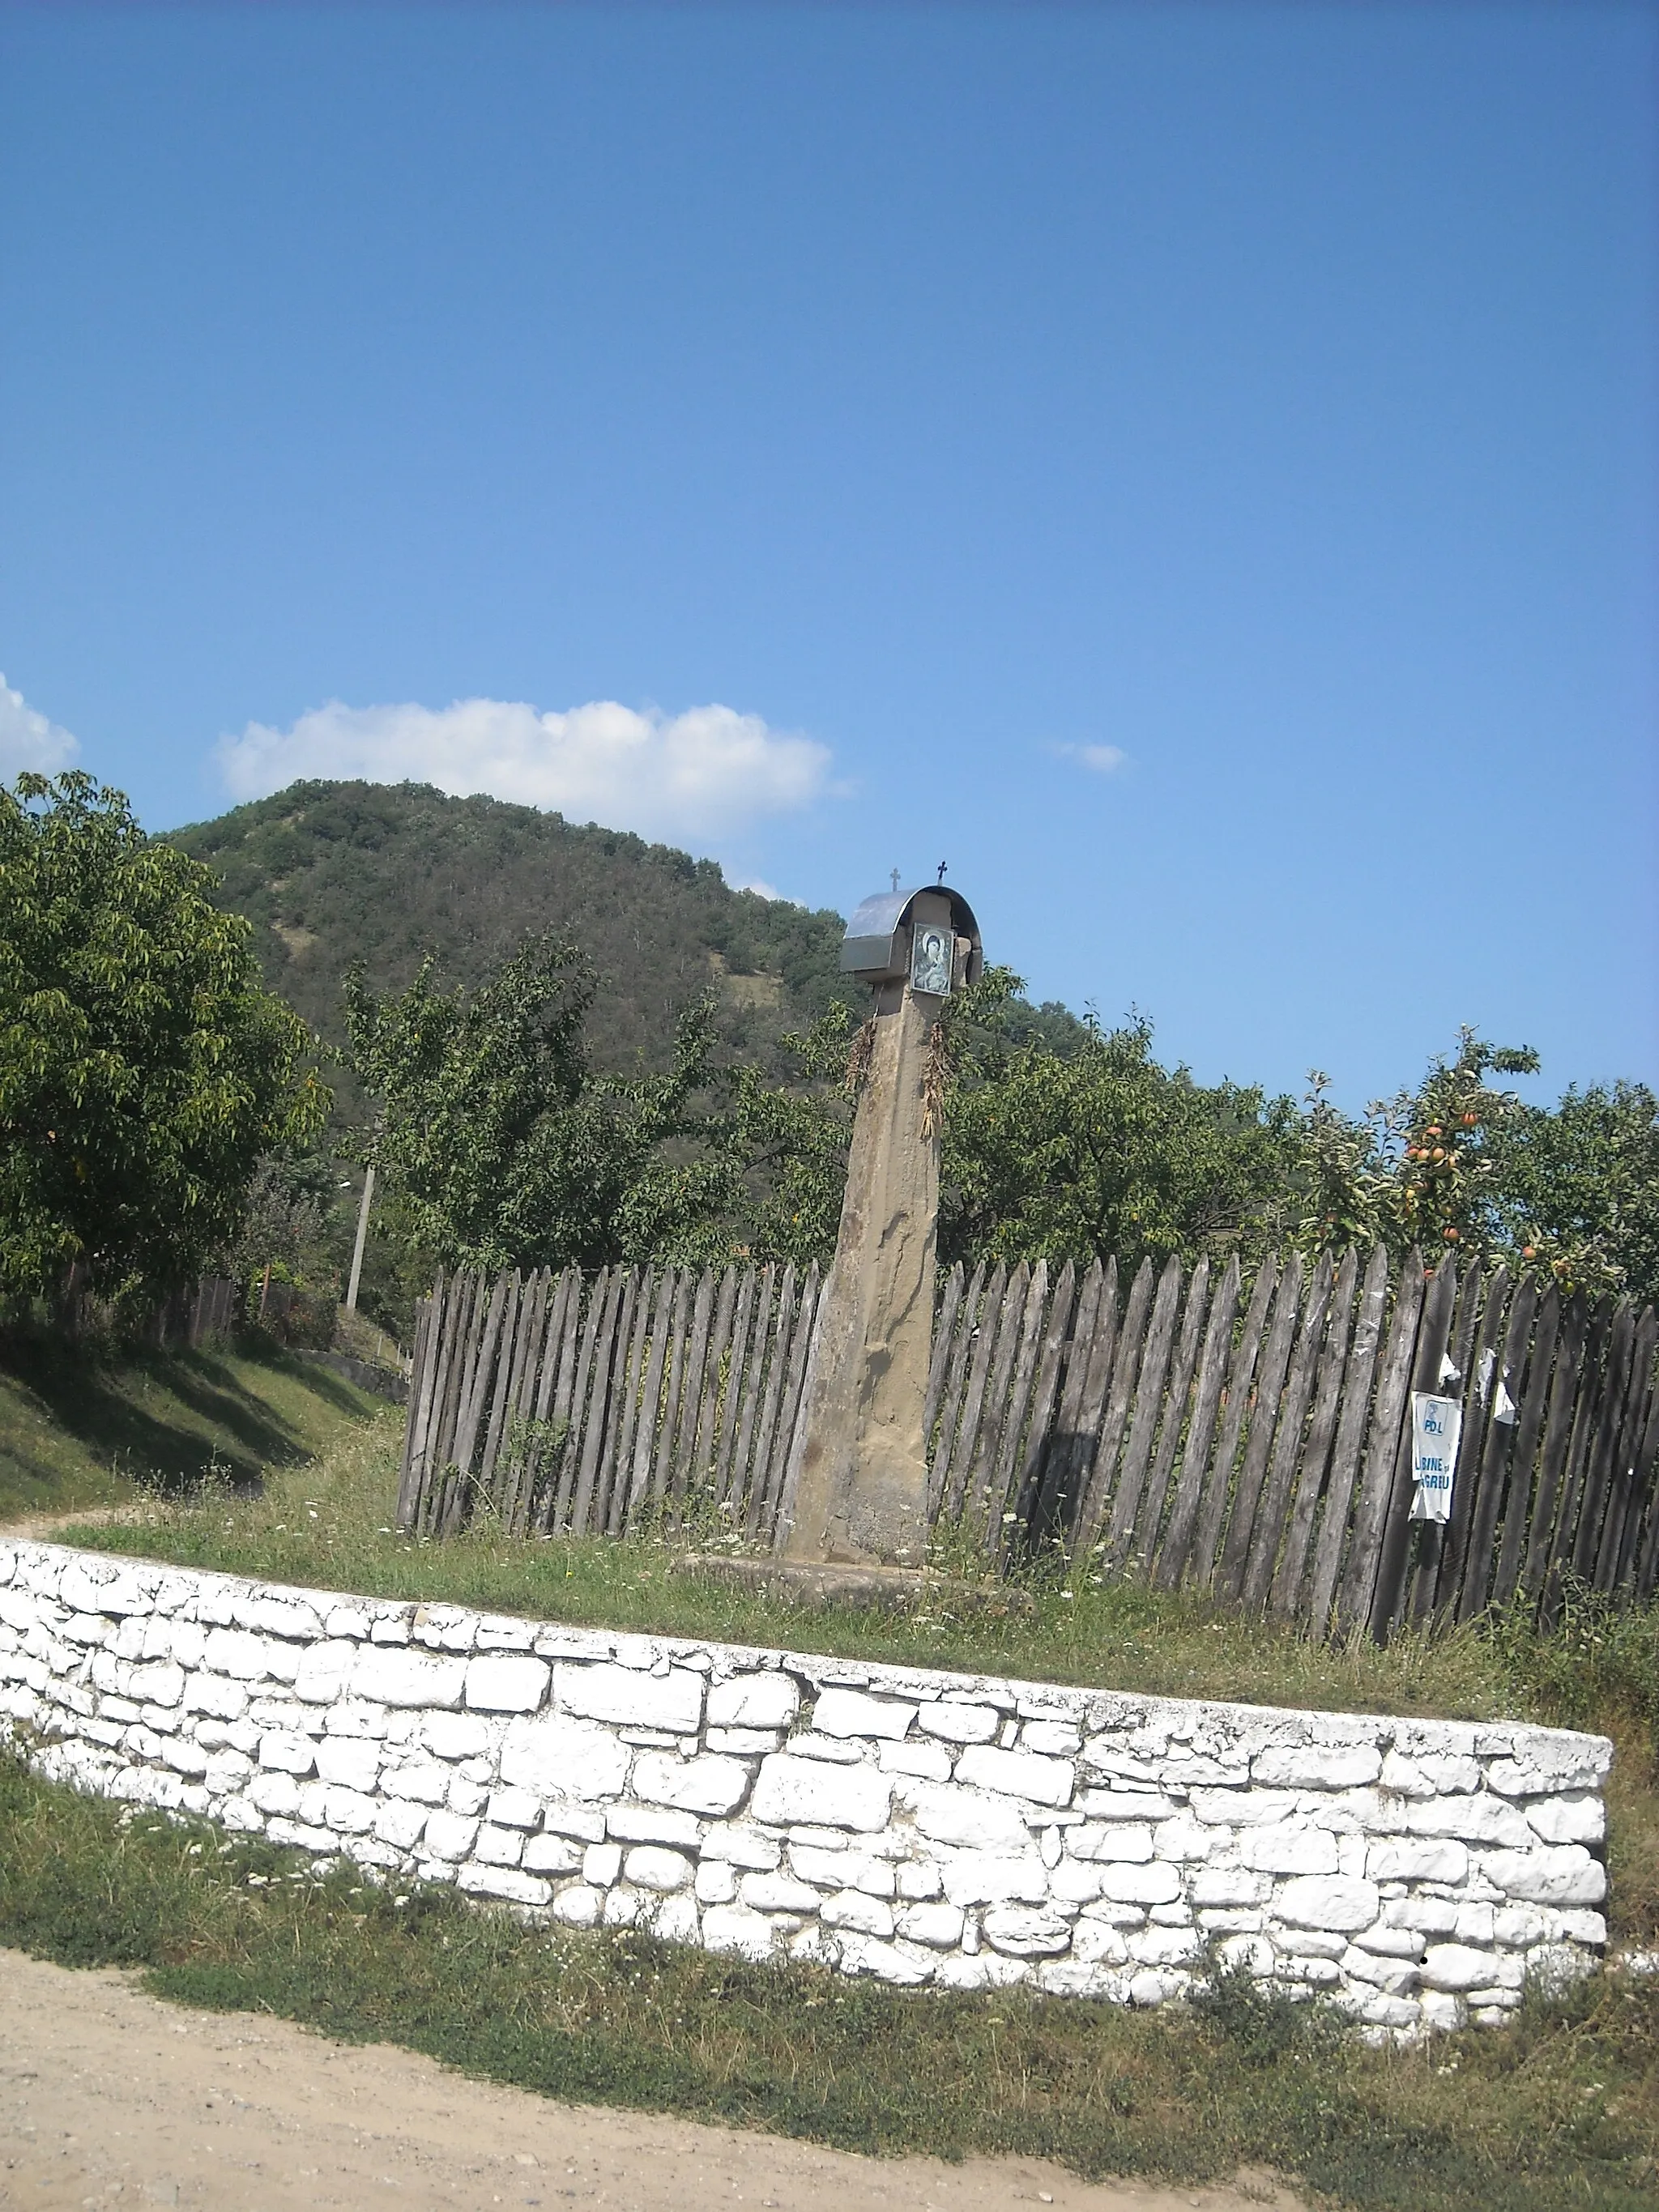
[0,1540,1613,2036]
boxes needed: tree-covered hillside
[166,781,855,1075]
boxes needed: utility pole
[345,1163,375,1313]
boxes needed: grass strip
[0,1326,385,1525]
[1,1754,1656,2212]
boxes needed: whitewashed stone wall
[0,1540,1613,2036]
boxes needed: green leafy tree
[343,933,737,1272]
[725,1002,860,1268]
[1489,1079,1659,1304]
[0,772,327,1315]
[937,976,1297,1273]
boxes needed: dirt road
[0,1950,1299,2212]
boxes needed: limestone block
[1482,1741,1610,1796]
[815,1887,889,1937]
[325,1700,388,1741]
[1525,1794,1606,1847]
[696,1822,779,1869]
[1067,1822,1154,1864]
[647,1892,702,1945]
[954,1745,1073,1808]
[702,1903,781,1958]
[912,1699,999,1745]
[822,1931,927,1984]
[606,1801,702,1848]
[631,1751,750,1817]
[1352,1923,1424,1959]
[1273,1876,1381,1933]
[1252,1744,1381,1790]
[555,1661,704,1734]
[381,1759,450,1805]
[421,1809,480,1861]
[1191,1865,1269,1908]
[247,1771,301,1817]
[1419,1989,1465,2032]
[323,1787,377,1835]
[939,1850,1050,1907]
[458,1864,552,1907]
[1189,1787,1298,1827]
[707,1728,784,1757]
[1366,1837,1469,1886]
[1095,1862,1183,1906]
[1482,1844,1606,1906]
[907,1782,1030,1851]
[352,1647,467,1710]
[1021,1721,1082,1758]
[812,1688,917,1740]
[695,1859,738,1904]
[783,1734,864,1768]
[499,1713,629,1802]
[416,1711,491,1761]
[475,1824,525,1867]
[485,1787,542,1830]
[1403,1793,1534,1847]
[258,1731,317,1776]
[1243,1828,1337,1877]
[898,1900,963,1947]
[896,1862,942,1900]
[626,1846,694,1892]
[126,1660,185,1708]
[983,1905,1071,1957]
[1049,1859,1104,1906]
[464,1656,550,1713]
[583,1842,623,1887]
[750,1753,892,1833]
[1073,1919,1133,1966]
[374,1800,429,1850]
[160,1736,210,1778]
[1556,1909,1607,1946]
[240,1595,323,1642]
[293,1643,358,1704]
[522,1833,582,1876]
[551,1884,603,1927]
[1077,1787,1181,1823]
[1127,1924,1201,1967]
[203,1630,284,1683]
[740,1870,822,1913]
[447,1775,489,1818]
[1421,1943,1503,1993]
[706,1673,800,1730]
[314,1739,380,1792]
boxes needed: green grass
[0,1752,1655,2212]
[0,1324,387,1526]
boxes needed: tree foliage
[937,973,1297,1274]
[343,933,737,1273]
[0,773,326,1314]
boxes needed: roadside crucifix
[779,881,982,1572]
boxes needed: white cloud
[0,673,79,778]
[1048,740,1127,774]
[216,695,832,844]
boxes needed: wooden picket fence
[396,1246,1659,1643]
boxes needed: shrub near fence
[398,1247,1659,1646]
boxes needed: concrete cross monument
[777,880,983,1582]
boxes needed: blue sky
[2,2,1654,1110]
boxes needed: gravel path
[0,1949,1300,2212]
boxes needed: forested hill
[164,782,854,1072]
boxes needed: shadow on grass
[0,1327,374,1498]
